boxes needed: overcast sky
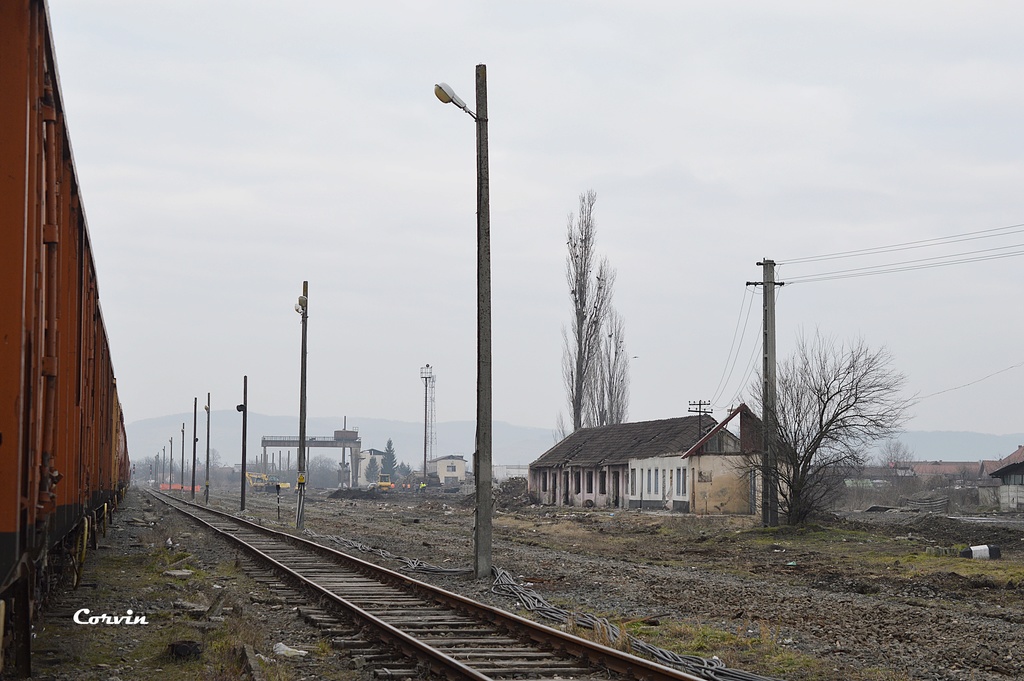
[48,2,1024,455]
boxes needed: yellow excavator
[245,473,292,492]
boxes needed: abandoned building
[988,444,1024,512]
[527,404,763,513]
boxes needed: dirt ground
[28,481,1024,680]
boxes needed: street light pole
[180,422,185,493]
[237,375,248,512]
[204,392,211,504]
[190,397,198,500]
[295,282,309,529]
[421,364,431,487]
[434,64,492,579]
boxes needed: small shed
[987,445,1024,512]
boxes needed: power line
[916,360,1024,401]
[784,245,1024,285]
[710,286,758,406]
[781,221,1024,265]
[718,286,779,411]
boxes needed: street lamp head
[434,82,475,119]
[236,404,245,413]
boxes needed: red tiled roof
[989,445,1024,478]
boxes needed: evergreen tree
[365,458,380,484]
[382,438,397,476]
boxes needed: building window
[698,469,713,483]
[630,468,636,496]
[574,471,581,494]
[541,472,548,492]
[586,471,594,494]
[599,470,607,495]
[646,468,652,494]
[446,464,456,472]
[676,467,682,495]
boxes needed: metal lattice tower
[420,365,437,476]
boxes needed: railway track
[153,491,716,680]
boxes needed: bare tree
[561,190,616,431]
[590,308,630,426]
[752,332,911,524]
[877,439,914,471]
[307,455,337,489]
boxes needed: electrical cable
[710,286,758,407]
[784,245,1024,285]
[781,221,1024,265]
[916,360,1024,400]
[305,528,783,680]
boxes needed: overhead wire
[768,222,1024,417]
[710,286,758,407]
[783,244,1024,285]
[781,221,1024,265]
[915,360,1024,401]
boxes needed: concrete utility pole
[748,260,782,527]
[421,364,432,485]
[237,375,248,512]
[180,423,185,493]
[473,64,493,580]
[434,64,492,579]
[190,397,198,500]
[204,392,211,504]
[295,281,309,529]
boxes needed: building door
[611,471,620,507]
[563,471,570,505]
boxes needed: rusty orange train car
[0,1,130,675]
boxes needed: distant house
[527,404,762,514]
[427,455,467,486]
[909,461,988,486]
[987,444,1024,512]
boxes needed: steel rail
[153,491,707,681]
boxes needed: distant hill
[128,412,1024,472]
[126,413,557,470]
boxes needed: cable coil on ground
[307,529,783,681]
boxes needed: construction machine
[376,473,396,492]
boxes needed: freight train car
[0,1,131,675]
